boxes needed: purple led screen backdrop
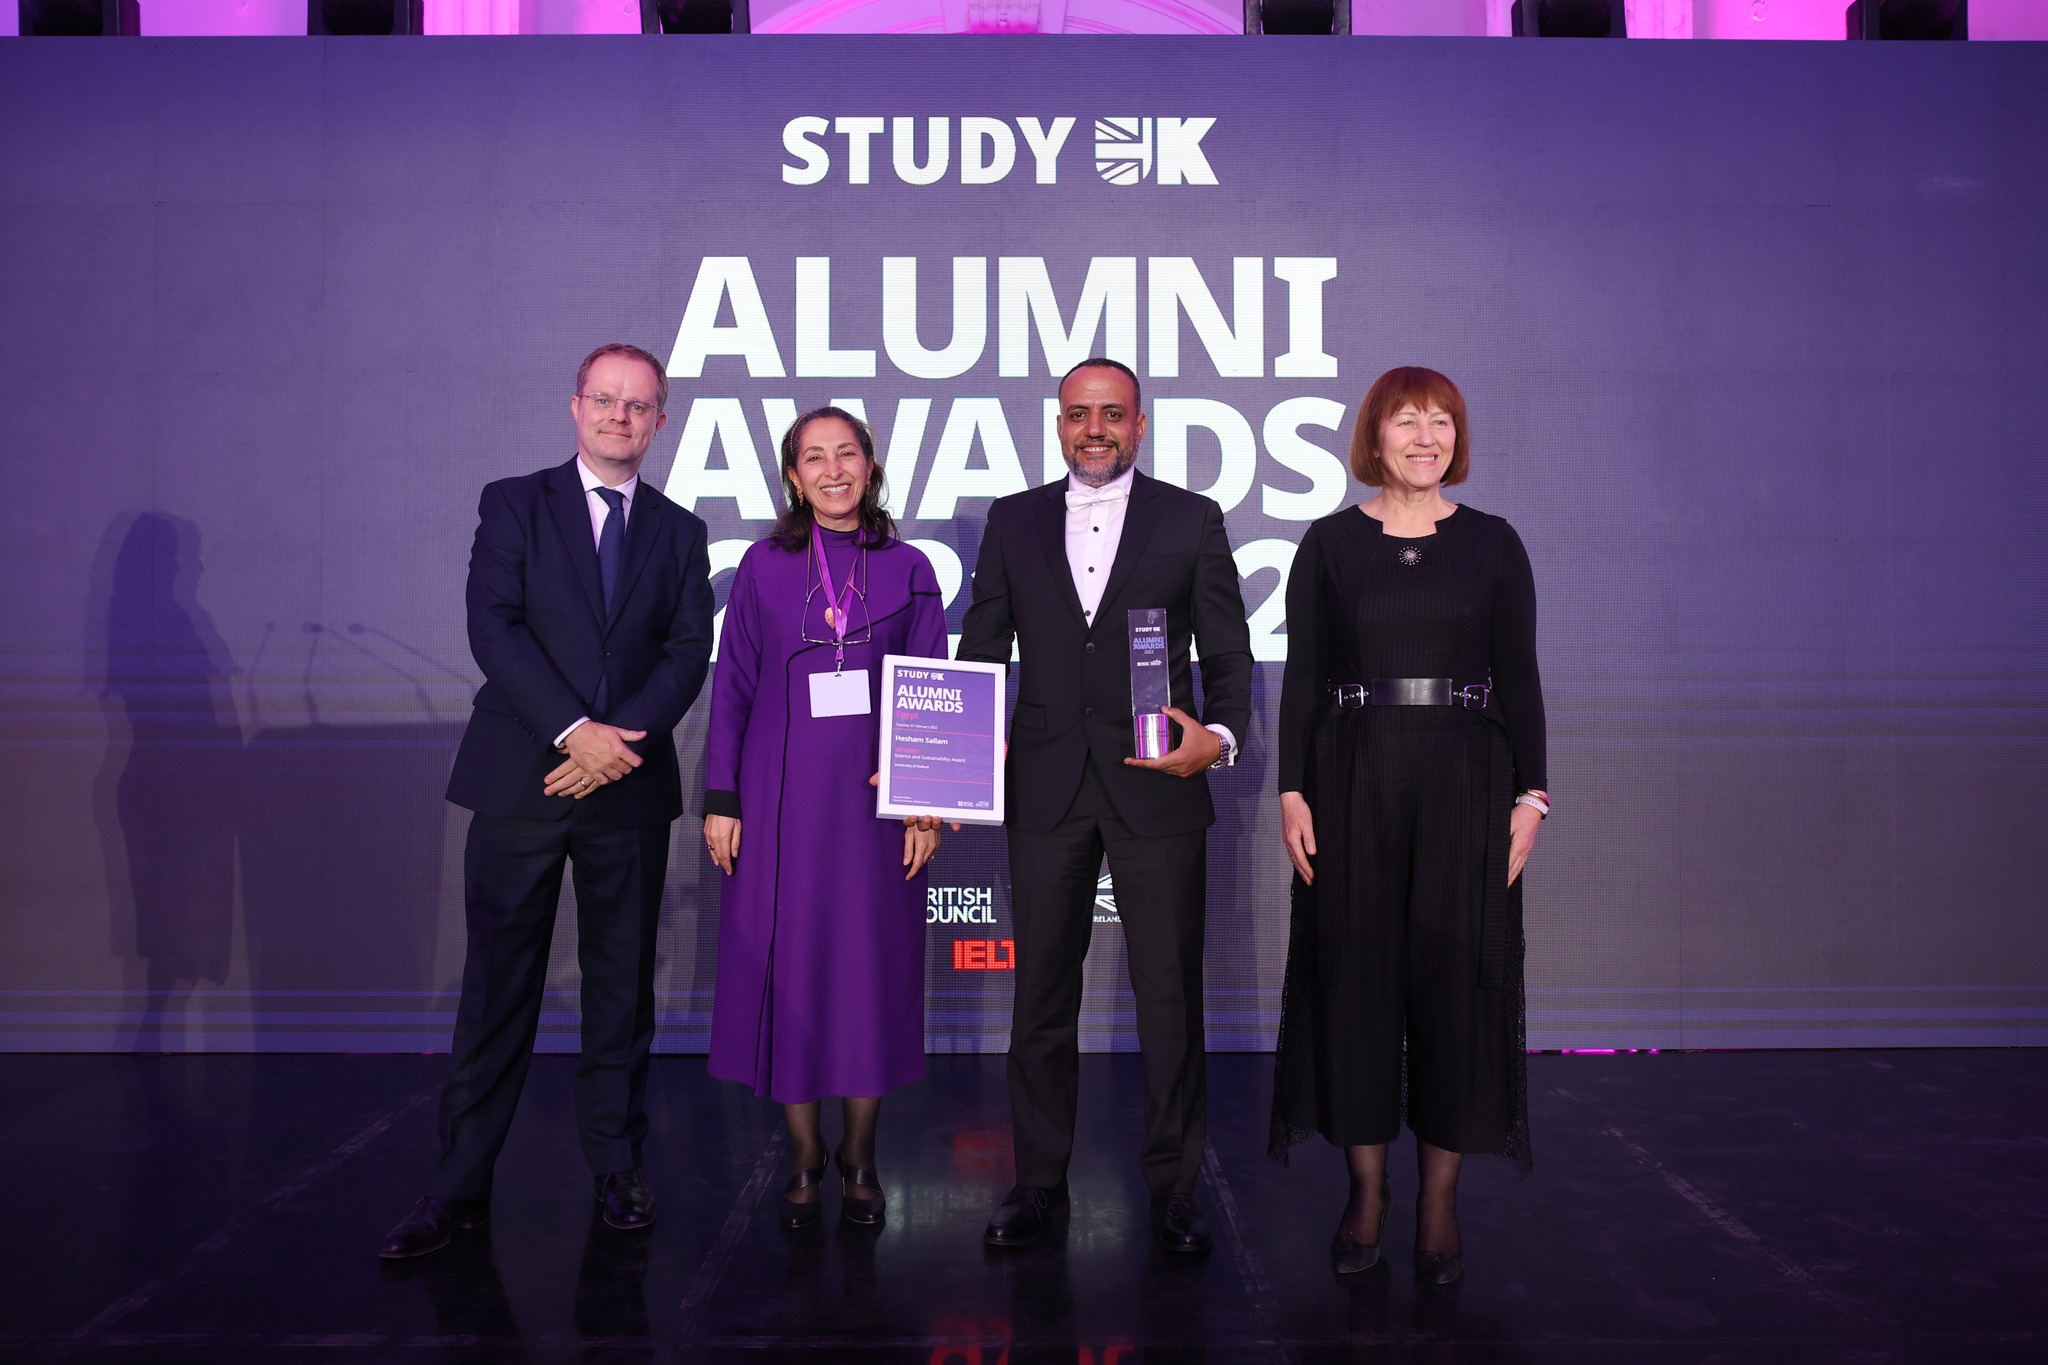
[2,37,2044,1054]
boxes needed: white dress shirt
[554,457,641,747]
[578,455,639,543]
[1063,467,1236,764]
[1064,465,1134,626]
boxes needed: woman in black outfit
[1270,366,1547,1283]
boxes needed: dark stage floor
[0,1050,2042,1364]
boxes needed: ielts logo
[952,939,1016,971]
[780,116,1217,187]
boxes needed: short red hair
[1349,366,1470,487]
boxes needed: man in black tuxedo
[380,343,715,1258]
[959,358,1252,1253]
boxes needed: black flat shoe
[780,1164,828,1230]
[379,1196,489,1260]
[1331,1178,1389,1275]
[836,1150,886,1227]
[1150,1193,1213,1255]
[984,1183,1066,1247]
[1416,1250,1465,1285]
[596,1169,656,1231]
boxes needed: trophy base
[1133,712,1170,760]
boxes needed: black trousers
[1313,710,1515,1152]
[428,806,671,1200]
[1006,760,1208,1197]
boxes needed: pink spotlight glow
[140,0,305,34]
[752,0,1237,34]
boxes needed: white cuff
[553,716,590,748]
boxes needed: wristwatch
[1208,728,1236,770]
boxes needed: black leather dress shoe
[1150,1193,1213,1254]
[379,1196,489,1260]
[596,1169,656,1231]
[983,1184,1066,1247]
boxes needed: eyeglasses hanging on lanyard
[802,521,871,674]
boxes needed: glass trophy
[1127,608,1171,759]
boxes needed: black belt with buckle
[1327,678,1491,711]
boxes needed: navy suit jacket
[957,470,1252,839]
[447,458,715,827]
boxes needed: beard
[1064,442,1137,488]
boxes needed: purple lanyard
[812,521,860,671]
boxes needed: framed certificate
[876,655,1006,827]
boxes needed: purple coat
[704,529,947,1103]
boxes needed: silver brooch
[1398,546,1423,567]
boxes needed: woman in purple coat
[702,406,947,1229]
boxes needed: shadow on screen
[235,634,466,1023]
[91,512,241,1052]
[1205,661,1275,1051]
[649,706,713,1050]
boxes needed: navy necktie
[595,486,626,612]
[593,486,625,715]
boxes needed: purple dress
[704,528,947,1103]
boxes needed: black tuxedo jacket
[958,470,1252,838]
[446,458,715,827]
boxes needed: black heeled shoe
[1330,1178,1389,1275]
[836,1149,886,1227]
[1415,1206,1464,1284]
[779,1163,827,1230]
[1415,1249,1465,1285]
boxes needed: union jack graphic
[1094,118,1152,186]
[1094,869,1121,923]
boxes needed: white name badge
[809,668,872,718]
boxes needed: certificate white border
[876,654,1007,827]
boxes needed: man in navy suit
[381,343,715,1258]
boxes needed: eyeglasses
[800,545,873,652]
[578,393,660,420]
